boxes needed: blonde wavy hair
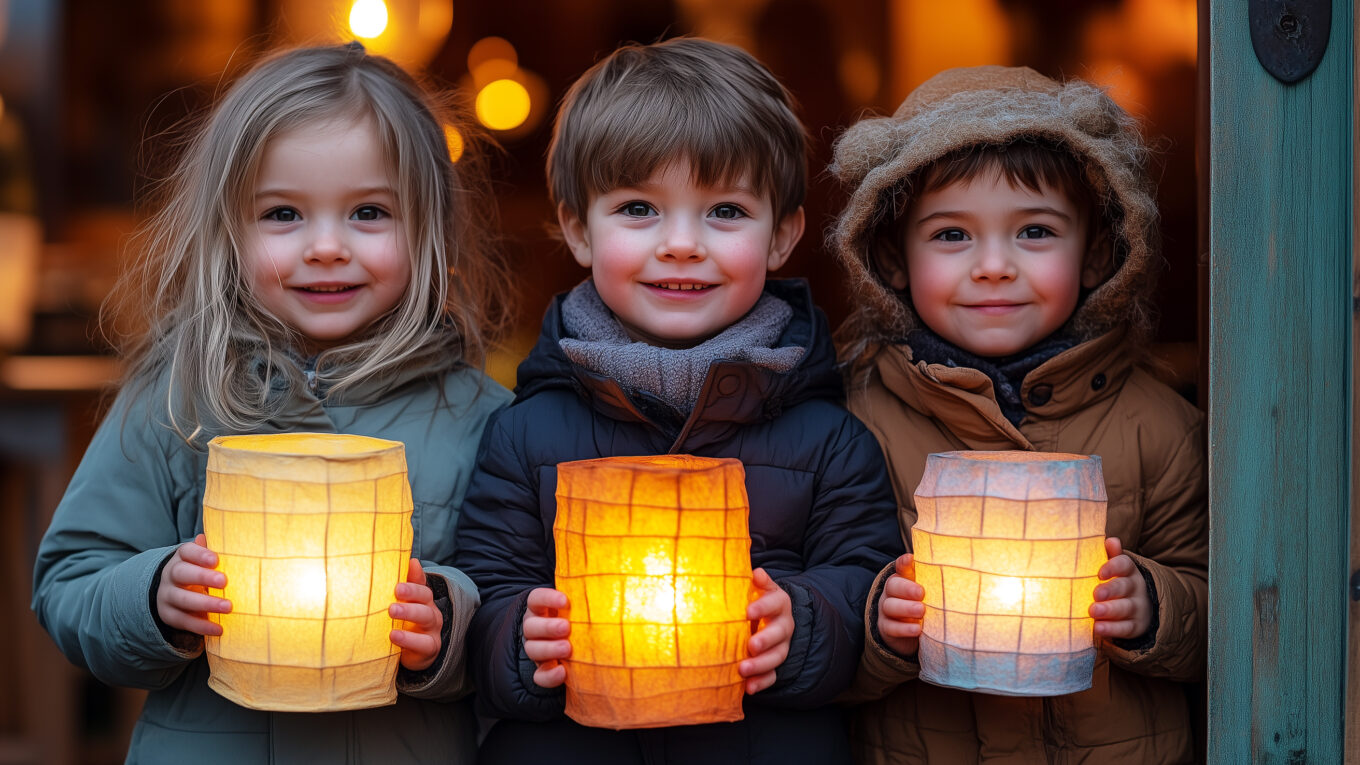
[107,42,510,443]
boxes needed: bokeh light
[475,78,531,132]
[349,0,389,39]
[468,36,518,87]
[444,124,464,163]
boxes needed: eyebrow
[254,185,397,200]
[914,206,1073,226]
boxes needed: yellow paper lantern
[202,433,415,711]
[911,450,1107,696]
[553,455,753,729]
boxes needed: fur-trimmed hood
[829,65,1160,358]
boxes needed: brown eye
[352,205,385,221]
[1018,225,1053,239]
[620,202,654,217]
[265,207,299,223]
[710,204,744,220]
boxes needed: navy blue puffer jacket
[453,280,904,765]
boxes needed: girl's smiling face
[242,114,410,352]
[899,170,1104,357]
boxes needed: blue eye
[264,207,300,223]
[1018,225,1053,239]
[933,228,968,242]
[620,202,655,217]
[352,205,386,221]
[711,204,745,220]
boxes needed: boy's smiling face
[559,159,803,348]
[893,170,1106,358]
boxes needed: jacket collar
[246,351,447,435]
[515,278,843,452]
[872,330,1134,449]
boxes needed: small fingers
[883,574,924,602]
[524,638,572,665]
[893,553,915,580]
[740,644,788,681]
[1093,617,1141,639]
[743,670,777,695]
[166,559,227,590]
[880,595,925,624]
[178,538,220,570]
[523,615,570,642]
[390,600,441,634]
[532,662,567,689]
[390,628,440,659]
[526,588,568,617]
[406,557,427,586]
[161,585,231,617]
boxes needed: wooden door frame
[1207,1,1352,763]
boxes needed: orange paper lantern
[553,455,753,729]
[911,451,1107,696]
[202,433,414,711]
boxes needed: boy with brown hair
[830,66,1207,763]
[453,37,903,764]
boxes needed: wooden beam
[1208,2,1352,763]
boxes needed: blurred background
[0,0,1198,762]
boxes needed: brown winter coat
[828,65,1207,764]
[843,332,1206,764]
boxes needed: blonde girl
[32,42,511,765]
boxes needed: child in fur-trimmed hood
[829,66,1207,764]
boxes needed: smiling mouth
[297,285,360,293]
[648,282,715,292]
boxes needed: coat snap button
[717,375,741,396]
[1091,373,1107,391]
[1028,384,1053,406]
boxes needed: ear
[765,206,805,271]
[557,202,593,268]
[1081,227,1115,289]
[872,225,909,291]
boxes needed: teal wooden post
[1209,2,1352,762]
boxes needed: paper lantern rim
[931,450,1096,466]
[209,432,404,459]
[558,454,741,475]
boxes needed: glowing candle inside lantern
[203,432,414,712]
[911,450,1107,697]
[554,455,753,729]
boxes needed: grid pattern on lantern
[910,452,1107,696]
[553,457,752,727]
[203,464,412,672]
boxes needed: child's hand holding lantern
[877,553,924,659]
[157,533,232,638]
[389,558,444,672]
[523,586,571,688]
[1090,537,1153,640]
[740,567,793,694]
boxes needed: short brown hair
[548,37,807,222]
[909,138,1103,233]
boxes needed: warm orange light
[554,455,753,729]
[348,0,389,38]
[468,36,518,87]
[911,451,1107,697]
[202,433,415,712]
[444,124,464,163]
[475,78,531,131]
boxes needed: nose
[655,217,705,262]
[970,238,1017,282]
[304,222,350,265]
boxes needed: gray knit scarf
[559,280,806,412]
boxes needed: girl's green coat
[31,359,510,765]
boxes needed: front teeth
[303,285,352,292]
[654,282,709,291]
